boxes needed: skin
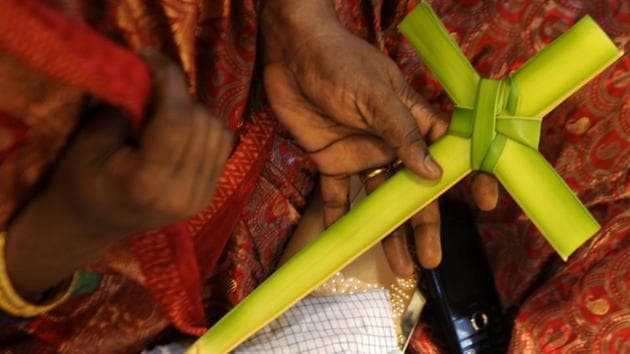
[5,2,498,302]
[5,52,233,300]
[261,0,498,274]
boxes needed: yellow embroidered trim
[0,231,76,317]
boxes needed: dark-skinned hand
[6,52,232,299]
[261,0,498,275]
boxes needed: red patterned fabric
[0,0,279,339]
[0,0,150,126]
[393,1,630,352]
[122,0,285,337]
[0,0,313,351]
[129,112,278,335]
[0,0,627,353]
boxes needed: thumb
[70,106,132,162]
[369,89,442,180]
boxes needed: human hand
[6,52,232,297]
[261,0,498,273]
[47,52,232,237]
[362,166,498,274]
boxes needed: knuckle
[126,171,164,208]
[351,93,378,127]
[397,80,417,102]
[321,198,348,210]
[400,127,423,148]
[160,198,194,219]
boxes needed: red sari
[0,0,627,353]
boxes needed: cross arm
[507,16,622,118]
[188,135,472,354]
[399,2,479,108]
[492,139,600,260]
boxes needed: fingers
[363,170,414,277]
[471,172,499,211]
[308,135,395,176]
[138,50,193,168]
[369,84,442,181]
[371,63,442,179]
[382,228,415,277]
[320,175,350,228]
[173,104,211,208]
[410,200,441,269]
[133,51,233,218]
[168,104,233,214]
[396,77,448,142]
[265,64,396,174]
[362,168,390,193]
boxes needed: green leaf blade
[495,116,542,149]
[471,79,500,169]
[493,138,601,260]
[398,2,479,107]
[508,16,623,118]
[187,135,472,354]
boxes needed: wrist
[0,231,77,316]
[5,190,117,298]
[262,0,334,20]
[261,0,339,63]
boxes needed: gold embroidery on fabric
[585,295,610,316]
[313,272,418,349]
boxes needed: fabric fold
[189,1,622,352]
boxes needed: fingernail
[424,154,442,177]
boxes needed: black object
[421,199,509,354]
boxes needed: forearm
[5,190,118,301]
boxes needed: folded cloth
[146,290,401,354]
[234,290,401,354]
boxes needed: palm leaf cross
[188,3,622,353]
